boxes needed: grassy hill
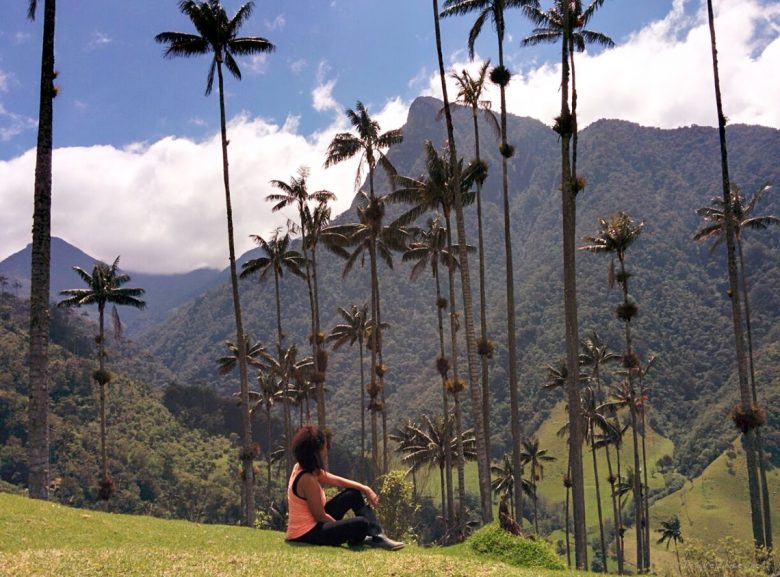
[0,493,585,577]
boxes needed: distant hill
[0,237,221,336]
[137,96,780,478]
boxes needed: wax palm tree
[327,303,370,478]
[433,0,497,523]
[58,257,145,500]
[241,231,306,470]
[255,371,279,492]
[580,330,622,572]
[27,0,57,501]
[657,515,684,576]
[324,192,408,476]
[155,0,274,526]
[257,344,311,471]
[324,101,402,478]
[396,413,477,538]
[389,142,479,535]
[695,183,777,549]
[402,216,459,530]
[441,0,538,526]
[581,211,646,568]
[451,62,499,465]
[267,167,337,430]
[241,230,307,353]
[522,0,613,178]
[704,0,765,550]
[594,412,627,572]
[520,437,556,534]
[217,335,266,375]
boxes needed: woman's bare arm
[317,471,379,508]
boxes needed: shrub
[377,469,419,542]
[467,522,565,570]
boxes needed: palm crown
[155,0,275,96]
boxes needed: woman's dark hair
[292,425,329,472]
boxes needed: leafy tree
[657,515,684,576]
[240,231,306,471]
[58,257,145,499]
[155,0,274,527]
[324,101,402,478]
[27,0,57,502]
[267,167,337,430]
[703,0,766,551]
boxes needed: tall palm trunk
[617,252,646,571]
[311,247,327,431]
[737,235,773,549]
[590,418,608,572]
[639,381,651,570]
[605,433,625,573]
[97,305,108,486]
[28,0,57,502]
[435,264,455,531]
[445,215,467,536]
[560,5,587,568]
[217,60,254,527]
[705,0,764,549]
[367,166,381,479]
[565,460,572,568]
[273,269,292,473]
[432,0,492,523]
[472,108,491,464]
[358,339,367,482]
[266,404,272,494]
[494,16,524,529]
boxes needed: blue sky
[0,0,778,273]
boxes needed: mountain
[103,96,780,476]
[0,237,222,336]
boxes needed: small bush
[467,522,565,570]
[377,469,419,542]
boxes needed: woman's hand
[364,486,379,508]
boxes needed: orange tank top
[286,463,326,540]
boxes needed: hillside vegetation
[139,98,780,481]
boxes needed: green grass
[0,493,591,577]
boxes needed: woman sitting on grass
[286,425,404,550]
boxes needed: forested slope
[140,96,780,477]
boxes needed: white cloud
[247,54,270,74]
[265,14,286,31]
[424,0,780,130]
[87,31,112,50]
[0,103,36,142]
[290,58,307,75]
[0,109,382,274]
[0,70,8,92]
[14,32,31,45]
[312,79,339,113]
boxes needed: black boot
[356,506,405,550]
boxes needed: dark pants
[291,489,372,547]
